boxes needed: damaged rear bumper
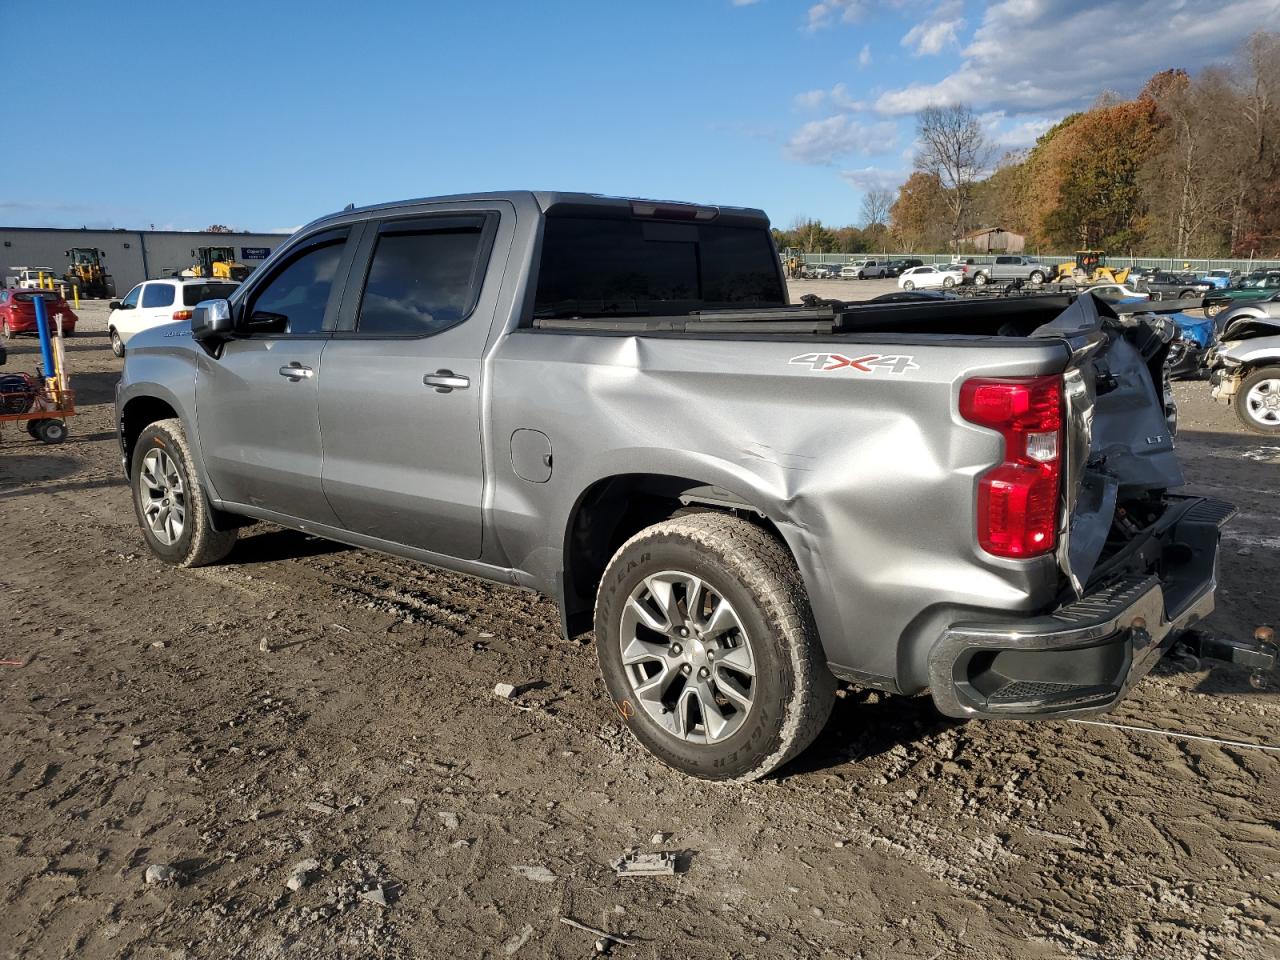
[929,498,1236,719]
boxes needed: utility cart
[0,294,76,445]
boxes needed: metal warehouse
[0,226,291,296]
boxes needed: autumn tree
[914,105,990,246]
[889,172,950,250]
[859,188,894,228]
[1030,99,1164,250]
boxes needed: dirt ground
[1,292,1277,960]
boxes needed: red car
[0,289,78,338]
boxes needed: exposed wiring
[1067,717,1280,754]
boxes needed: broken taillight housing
[959,375,1063,558]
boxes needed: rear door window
[533,217,785,319]
[141,283,176,308]
[354,216,493,337]
[182,282,239,306]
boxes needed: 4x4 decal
[789,352,919,375]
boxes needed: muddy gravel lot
[1,291,1278,960]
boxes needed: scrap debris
[612,851,676,878]
[559,917,637,949]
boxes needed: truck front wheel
[594,513,836,781]
[1236,366,1280,435]
[131,418,238,567]
[1029,270,1045,284]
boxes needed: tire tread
[595,512,835,781]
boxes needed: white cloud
[900,1,964,55]
[794,89,827,110]
[829,82,866,111]
[785,115,899,164]
[858,43,873,68]
[979,111,1057,150]
[838,167,909,192]
[805,0,868,31]
[875,0,1272,114]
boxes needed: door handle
[423,369,470,393]
[278,363,314,381]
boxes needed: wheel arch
[120,393,181,470]
[558,473,793,639]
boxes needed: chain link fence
[788,251,1280,273]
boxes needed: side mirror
[108,301,121,311]
[191,298,234,342]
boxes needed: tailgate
[1039,295,1185,592]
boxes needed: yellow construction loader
[1051,251,1131,285]
[181,246,252,282]
[63,247,116,298]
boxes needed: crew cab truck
[115,191,1273,781]
[969,255,1053,286]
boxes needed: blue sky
[6,0,1271,233]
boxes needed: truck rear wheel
[130,418,238,567]
[594,513,835,781]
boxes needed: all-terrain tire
[131,418,238,566]
[594,513,836,781]
[1234,366,1280,435]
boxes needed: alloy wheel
[138,448,186,545]
[618,571,756,744]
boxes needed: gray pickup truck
[970,255,1052,286]
[115,191,1268,782]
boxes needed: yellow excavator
[1051,250,1131,285]
[180,246,252,282]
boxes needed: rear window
[14,292,62,303]
[182,282,239,306]
[533,217,784,319]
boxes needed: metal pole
[33,294,56,380]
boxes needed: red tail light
[172,310,192,320]
[959,376,1063,558]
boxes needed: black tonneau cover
[532,295,1075,337]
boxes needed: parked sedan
[0,289,78,339]
[107,278,239,356]
[1085,283,1151,303]
[897,265,963,290]
[885,258,924,278]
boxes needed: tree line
[774,31,1279,259]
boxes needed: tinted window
[141,283,175,308]
[121,285,142,308]
[357,226,487,336]
[533,217,785,319]
[182,282,238,306]
[247,238,345,335]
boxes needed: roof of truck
[308,191,772,231]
